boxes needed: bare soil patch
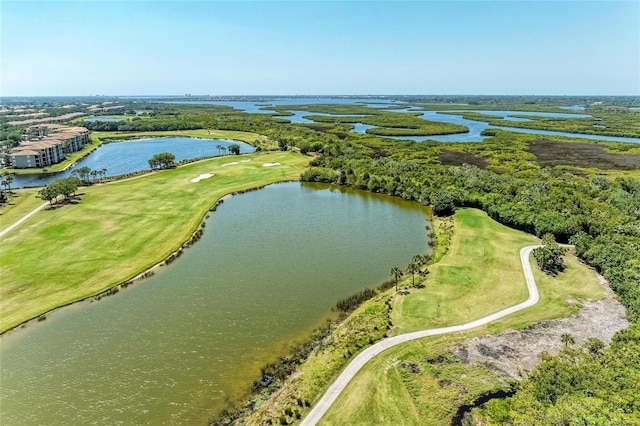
[438,150,488,169]
[453,295,628,380]
[528,139,640,170]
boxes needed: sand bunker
[190,173,214,183]
[263,162,281,167]
[221,159,251,167]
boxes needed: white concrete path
[301,244,551,425]
[0,202,48,237]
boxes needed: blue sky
[1,1,638,96]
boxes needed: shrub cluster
[334,288,377,312]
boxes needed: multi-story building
[10,125,90,168]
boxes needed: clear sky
[1,1,638,96]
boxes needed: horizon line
[2,93,639,99]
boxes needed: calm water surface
[12,137,254,188]
[0,182,430,425]
[271,105,638,144]
[389,111,640,144]
[161,99,638,143]
[84,117,123,122]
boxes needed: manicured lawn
[0,151,309,332]
[391,209,536,334]
[93,129,267,145]
[0,188,43,229]
[319,208,607,425]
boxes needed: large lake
[0,182,430,425]
[12,137,254,188]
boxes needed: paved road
[301,244,548,425]
[0,202,48,237]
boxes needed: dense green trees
[474,327,640,424]
[70,166,107,183]
[533,234,565,275]
[37,177,82,204]
[1,174,13,194]
[148,152,176,169]
[292,116,639,424]
[71,166,92,182]
[299,135,639,323]
[228,144,241,155]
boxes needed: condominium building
[10,125,90,168]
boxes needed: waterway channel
[0,182,430,425]
[167,98,639,144]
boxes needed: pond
[12,137,254,188]
[0,182,430,425]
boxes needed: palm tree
[390,267,403,293]
[412,254,426,265]
[3,174,13,192]
[585,338,604,359]
[221,146,228,156]
[560,333,575,347]
[0,178,7,198]
[90,170,98,182]
[407,261,420,286]
[100,168,107,181]
[216,144,223,156]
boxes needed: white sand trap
[263,162,281,167]
[191,173,214,183]
[221,160,251,167]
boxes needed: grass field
[391,209,536,334]
[0,151,309,332]
[318,209,607,425]
[93,129,267,145]
[0,188,43,228]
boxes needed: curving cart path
[302,244,555,425]
[0,201,48,237]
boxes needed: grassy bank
[319,209,606,425]
[236,209,606,425]
[391,209,536,334]
[0,151,309,332]
[0,188,43,227]
[93,129,268,145]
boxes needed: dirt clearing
[438,150,489,168]
[528,139,640,170]
[453,294,628,380]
